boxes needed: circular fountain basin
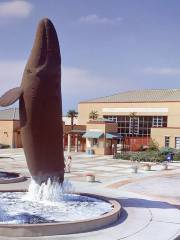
[0,171,26,184]
[0,190,121,237]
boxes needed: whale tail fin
[0,87,23,107]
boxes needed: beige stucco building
[83,120,119,155]
[0,108,22,148]
[2,89,180,153]
[78,89,180,150]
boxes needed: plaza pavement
[0,148,179,239]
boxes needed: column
[67,134,71,153]
[75,135,78,152]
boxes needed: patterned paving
[0,149,179,186]
[0,149,180,239]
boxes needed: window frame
[164,136,170,148]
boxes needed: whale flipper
[0,87,23,107]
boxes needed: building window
[103,115,167,137]
[108,116,117,122]
[175,137,180,149]
[152,116,163,127]
[129,116,139,135]
[165,136,170,147]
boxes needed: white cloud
[143,67,180,75]
[0,60,132,112]
[61,66,134,109]
[0,0,33,18]
[62,66,123,96]
[0,60,25,93]
[0,61,107,97]
[79,14,122,25]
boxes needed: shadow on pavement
[118,197,177,209]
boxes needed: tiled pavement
[0,148,180,239]
[0,148,179,187]
[0,148,180,194]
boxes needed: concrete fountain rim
[0,172,26,184]
[0,190,121,237]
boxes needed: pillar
[67,134,71,153]
[75,135,78,152]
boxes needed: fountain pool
[0,171,26,184]
[0,179,121,237]
[0,192,112,224]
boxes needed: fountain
[0,157,26,183]
[0,18,121,237]
[0,171,25,184]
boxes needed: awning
[106,133,122,139]
[82,131,104,139]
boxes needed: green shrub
[116,150,164,162]
[159,147,180,161]
[160,147,175,155]
[173,150,180,161]
[130,150,164,163]
[148,139,159,151]
[115,152,132,160]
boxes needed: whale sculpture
[0,18,64,184]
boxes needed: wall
[86,122,105,132]
[151,127,180,148]
[0,120,14,147]
[105,122,118,133]
[104,139,113,155]
[78,101,180,128]
[13,120,22,148]
[86,122,105,155]
[85,121,117,155]
[90,138,105,155]
[124,136,151,151]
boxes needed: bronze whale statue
[0,18,64,184]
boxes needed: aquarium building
[78,89,180,151]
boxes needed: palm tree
[129,112,137,152]
[67,110,78,130]
[89,110,99,120]
[129,112,137,137]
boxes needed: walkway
[0,149,179,239]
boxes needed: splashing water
[23,178,73,202]
[0,179,112,224]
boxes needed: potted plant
[131,164,138,173]
[161,161,168,170]
[85,172,95,182]
[142,163,151,171]
[130,153,140,173]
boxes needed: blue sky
[1,0,180,113]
